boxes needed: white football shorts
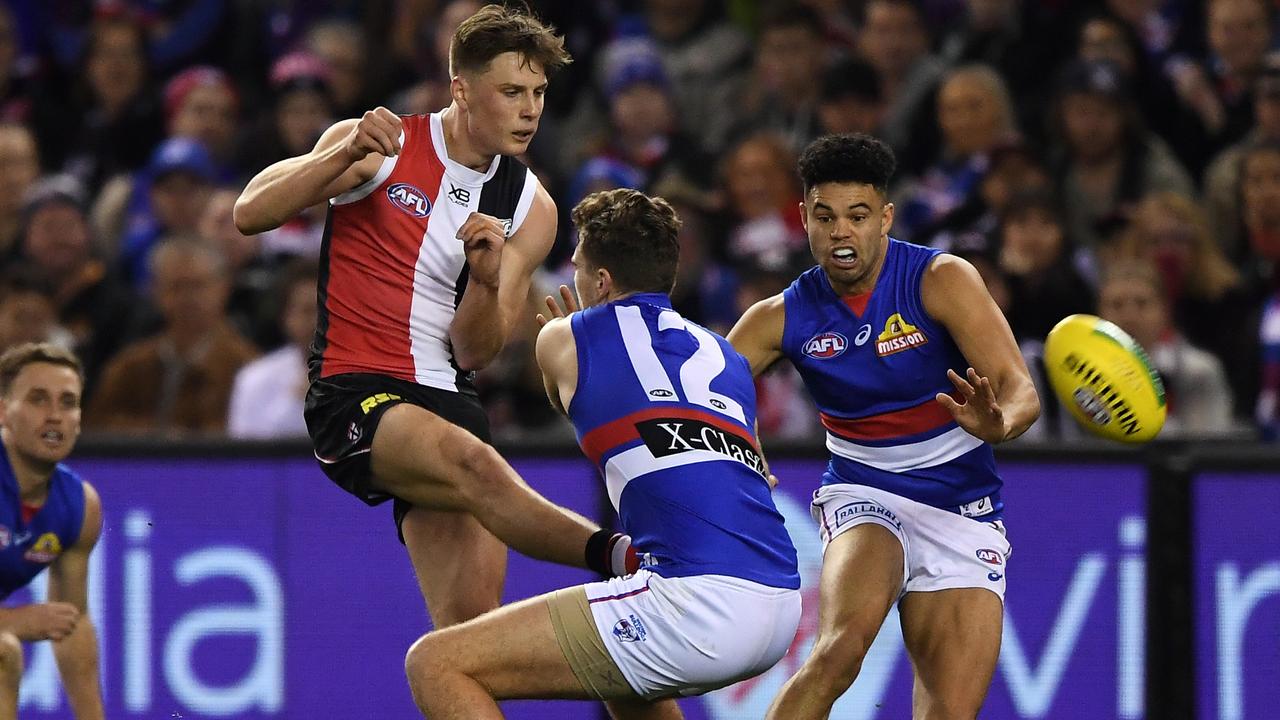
[810,483,1012,601]
[574,569,801,699]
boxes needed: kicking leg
[765,523,904,720]
[370,403,601,569]
[402,506,507,627]
[900,589,1002,720]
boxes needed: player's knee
[404,633,457,696]
[0,632,23,676]
[805,628,876,686]
[446,434,506,497]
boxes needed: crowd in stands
[0,0,1277,442]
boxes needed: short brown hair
[449,4,571,77]
[572,189,682,295]
[0,342,83,397]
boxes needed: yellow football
[1043,314,1166,443]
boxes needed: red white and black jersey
[311,112,539,395]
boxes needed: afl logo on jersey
[803,332,848,359]
[386,183,432,218]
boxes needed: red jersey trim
[820,393,960,441]
[580,407,758,466]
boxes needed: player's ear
[881,199,895,237]
[451,74,468,110]
[597,267,612,296]
[797,199,808,232]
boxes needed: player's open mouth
[832,247,858,267]
[40,430,63,445]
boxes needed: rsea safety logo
[386,183,432,218]
[803,332,848,359]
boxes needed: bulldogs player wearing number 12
[728,134,1040,720]
[404,189,800,720]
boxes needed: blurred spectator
[727,4,829,152]
[304,19,371,119]
[654,177,736,331]
[1107,191,1259,418]
[227,259,316,439]
[388,0,482,115]
[1098,258,1235,436]
[816,57,884,136]
[895,63,1018,240]
[916,140,1050,254]
[1208,87,1280,269]
[1168,0,1271,151]
[237,51,335,173]
[163,65,241,180]
[573,40,710,194]
[0,122,39,258]
[635,0,752,156]
[476,284,565,441]
[89,239,257,435]
[0,266,71,354]
[1075,11,1210,176]
[997,190,1094,342]
[117,137,217,287]
[17,175,137,390]
[35,10,164,192]
[197,187,278,345]
[720,132,808,273]
[1049,59,1194,251]
[1238,139,1280,282]
[857,0,946,169]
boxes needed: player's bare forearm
[728,295,787,377]
[450,280,506,371]
[234,144,354,234]
[53,619,104,720]
[994,372,1040,442]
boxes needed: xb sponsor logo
[803,332,848,359]
[612,614,648,643]
[387,182,432,218]
[447,184,471,206]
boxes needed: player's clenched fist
[457,212,507,288]
[343,107,403,163]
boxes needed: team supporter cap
[146,137,216,182]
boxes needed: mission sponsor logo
[803,332,848,359]
[386,182,432,218]
[876,313,929,357]
[24,532,63,563]
[635,418,766,478]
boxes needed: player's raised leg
[899,588,1003,720]
[370,403,604,570]
[765,524,904,720]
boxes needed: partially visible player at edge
[234,4,636,631]
[0,343,103,720]
[727,134,1040,719]
[405,189,800,720]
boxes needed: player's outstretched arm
[47,482,105,720]
[727,294,787,377]
[535,315,577,415]
[233,108,402,235]
[451,183,557,370]
[922,254,1040,443]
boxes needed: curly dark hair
[572,188,682,295]
[798,134,897,195]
